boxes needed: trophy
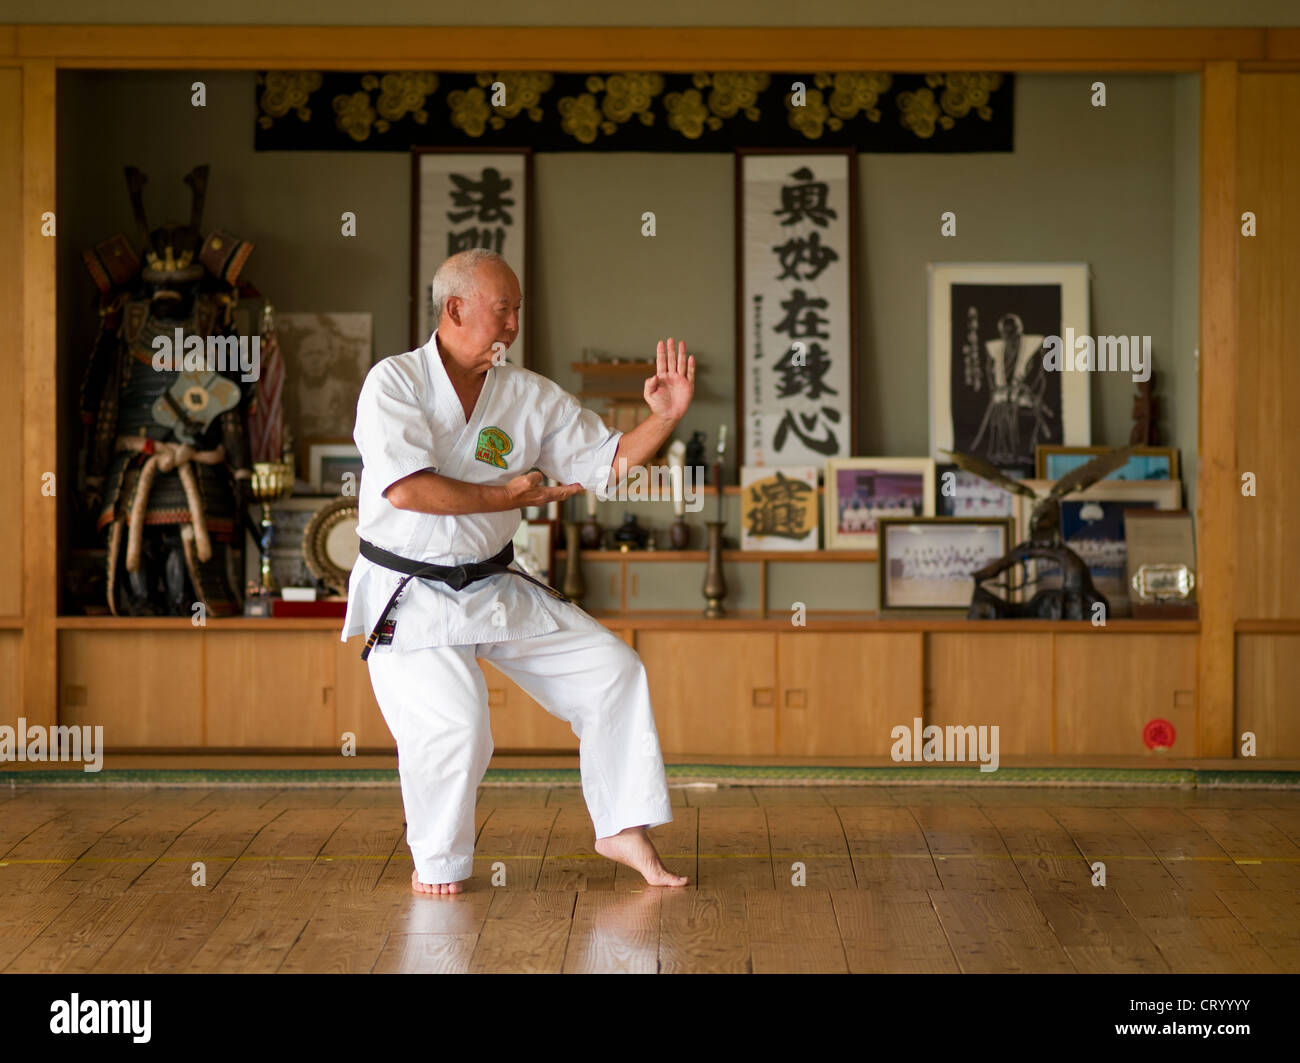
[250,455,296,595]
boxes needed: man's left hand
[644,337,695,424]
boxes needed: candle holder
[669,517,690,549]
[702,520,727,618]
[562,521,586,606]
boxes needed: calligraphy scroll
[737,149,856,469]
[411,148,532,363]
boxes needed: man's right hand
[505,470,583,509]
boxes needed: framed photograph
[824,458,935,551]
[277,312,373,446]
[1017,479,1182,616]
[512,519,555,583]
[879,517,1015,612]
[1036,445,1180,483]
[935,462,1018,519]
[412,147,532,363]
[740,465,820,550]
[929,262,1090,478]
[736,148,858,468]
[308,443,363,495]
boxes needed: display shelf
[556,549,873,561]
[50,613,1200,633]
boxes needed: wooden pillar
[1196,60,1238,758]
[21,60,57,726]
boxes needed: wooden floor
[2,782,1299,973]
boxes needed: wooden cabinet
[926,634,1054,755]
[334,635,393,752]
[204,632,337,748]
[0,631,23,730]
[637,631,777,755]
[1236,634,1300,758]
[61,630,205,747]
[1054,634,1197,756]
[776,632,921,756]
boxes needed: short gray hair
[429,249,509,327]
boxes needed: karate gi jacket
[341,331,622,652]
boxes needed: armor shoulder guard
[82,235,140,293]
[199,230,254,286]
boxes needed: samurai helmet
[125,164,209,284]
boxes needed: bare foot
[412,868,464,895]
[594,825,689,886]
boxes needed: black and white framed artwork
[929,263,1090,479]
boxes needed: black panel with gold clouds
[254,72,1013,152]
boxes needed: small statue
[613,512,649,551]
[944,445,1140,620]
[1129,371,1160,446]
[684,430,708,485]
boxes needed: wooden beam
[6,25,1267,71]
[21,60,57,728]
[1196,60,1238,759]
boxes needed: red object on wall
[1142,718,1176,751]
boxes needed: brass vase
[562,521,586,606]
[702,520,727,618]
[669,516,690,549]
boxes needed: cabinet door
[481,659,579,751]
[777,632,922,756]
[204,631,337,748]
[1055,634,1197,756]
[1237,634,1300,758]
[637,631,776,755]
[926,633,1054,755]
[61,630,205,747]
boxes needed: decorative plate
[302,496,360,596]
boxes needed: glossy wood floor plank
[2,785,1298,973]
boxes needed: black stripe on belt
[358,538,571,660]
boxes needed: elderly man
[342,248,693,894]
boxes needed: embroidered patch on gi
[377,618,397,646]
[474,425,513,469]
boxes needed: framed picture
[1017,479,1181,616]
[1036,445,1180,483]
[935,462,1018,519]
[276,312,373,446]
[308,443,363,495]
[512,519,555,583]
[740,465,820,550]
[824,458,935,551]
[412,147,532,363]
[736,148,858,468]
[879,517,1015,612]
[929,262,1090,478]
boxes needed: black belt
[359,538,571,660]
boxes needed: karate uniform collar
[426,328,497,431]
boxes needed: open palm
[644,337,695,423]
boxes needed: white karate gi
[342,331,673,884]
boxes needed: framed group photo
[878,516,1015,613]
[824,457,935,551]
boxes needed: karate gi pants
[367,602,674,885]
